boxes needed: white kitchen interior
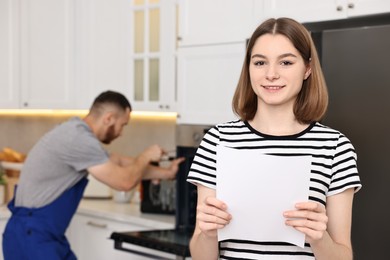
[1,0,390,259]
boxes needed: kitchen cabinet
[3,0,389,112]
[263,0,347,22]
[0,207,10,260]
[67,212,178,260]
[0,0,20,108]
[76,0,178,111]
[177,43,244,125]
[0,220,5,260]
[0,219,7,260]
[175,0,262,125]
[0,0,177,111]
[19,0,79,109]
[263,0,390,23]
[126,0,177,112]
[1,200,177,260]
[178,0,261,46]
[346,0,390,17]
[0,0,80,109]
[73,0,131,109]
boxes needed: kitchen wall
[0,115,177,156]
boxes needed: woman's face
[249,33,311,109]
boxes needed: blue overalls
[2,177,88,260]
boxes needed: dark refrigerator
[305,14,390,260]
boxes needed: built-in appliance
[110,145,198,259]
[304,13,390,260]
[140,175,176,215]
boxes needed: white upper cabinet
[176,0,260,125]
[178,0,260,46]
[346,0,390,17]
[0,0,79,109]
[0,0,19,108]
[76,0,177,111]
[74,0,131,109]
[19,0,78,109]
[177,43,245,125]
[0,0,177,111]
[1,0,389,112]
[127,0,177,112]
[263,0,347,23]
[263,0,390,23]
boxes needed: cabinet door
[128,0,177,112]
[0,216,9,260]
[263,0,348,23]
[177,43,245,125]
[0,0,19,108]
[68,214,146,260]
[74,0,132,109]
[346,0,390,17]
[68,214,179,260]
[178,0,256,46]
[19,0,78,109]
[75,0,177,111]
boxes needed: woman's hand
[196,196,232,238]
[283,201,328,244]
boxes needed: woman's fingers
[197,196,232,233]
[284,201,328,242]
[197,207,231,225]
[285,217,327,232]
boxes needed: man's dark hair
[90,90,132,115]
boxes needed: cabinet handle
[336,5,343,11]
[23,102,28,107]
[86,221,107,229]
[159,104,170,110]
[348,3,355,8]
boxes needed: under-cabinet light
[0,109,177,119]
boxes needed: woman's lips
[262,85,285,90]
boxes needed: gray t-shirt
[15,117,109,208]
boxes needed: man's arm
[87,145,162,191]
[87,145,184,191]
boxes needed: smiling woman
[187,17,361,260]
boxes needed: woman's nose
[265,65,280,80]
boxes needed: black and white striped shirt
[187,120,361,259]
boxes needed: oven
[110,146,198,260]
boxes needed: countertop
[0,199,175,229]
[77,199,175,229]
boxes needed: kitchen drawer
[68,213,153,260]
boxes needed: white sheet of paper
[216,145,311,248]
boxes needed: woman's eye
[254,60,265,66]
[281,60,293,66]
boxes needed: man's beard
[102,125,117,144]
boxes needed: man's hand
[165,157,185,179]
[140,145,164,162]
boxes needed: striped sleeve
[328,133,362,196]
[187,126,219,189]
